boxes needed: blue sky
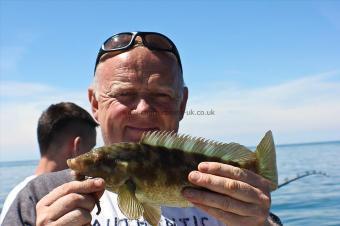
[1,1,340,161]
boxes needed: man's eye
[153,93,172,100]
[155,93,168,97]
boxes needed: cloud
[0,81,103,161]
[0,81,54,97]
[1,71,340,161]
[179,71,340,145]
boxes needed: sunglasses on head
[94,31,182,74]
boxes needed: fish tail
[255,130,278,191]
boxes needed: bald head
[93,46,184,97]
[88,46,188,144]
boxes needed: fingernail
[189,171,201,182]
[199,162,209,171]
[94,178,104,187]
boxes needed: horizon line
[1,140,339,164]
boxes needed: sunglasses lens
[95,32,182,74]
[103,33,133,50]
[144,34,173,50]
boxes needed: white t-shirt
[0,175,37,224]
[91,190,225,226]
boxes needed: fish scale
[67,130,278,226]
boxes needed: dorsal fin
[140,131,254,162]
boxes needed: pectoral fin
[142,203,161,226]
[117,183,144,219]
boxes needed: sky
[0,0,339,161]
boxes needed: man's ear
[179,87,188,121]
[72,136,82,158]
[88,87,99,121]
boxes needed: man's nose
[133,98,154,116]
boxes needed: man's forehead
[121,48,177,70]
[96,48,180,85]
[97,47,178,73]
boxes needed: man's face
[89,47,188,144]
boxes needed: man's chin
[124,126,159,142]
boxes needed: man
[0,102,98,223]
[35,102,98,174]
[2,32,281,226]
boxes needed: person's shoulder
[15,169,73,201]
[4,169,73,213]
[35,168,73,183]
[4,175,36,202]
[4,175,36,201]
[1,170,74,226]
[0,175,36,223]
[28,169,73,190]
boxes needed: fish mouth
[67,159,88,180]
[67,158,77,170]
[67,158,85,173]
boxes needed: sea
[0,141,339,225]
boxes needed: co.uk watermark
[185,109,215,116]
[125,109,216,118]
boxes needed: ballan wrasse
[67,130,278,226]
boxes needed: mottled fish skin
[126,143,257,207]
[67,130,277,226]
[68,143,256,205]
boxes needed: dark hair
[37,102,98,155]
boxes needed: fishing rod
[278,170,328,189]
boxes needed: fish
[67,130,278,226]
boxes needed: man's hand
[36,178,105,226]
[183,162,273,226]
